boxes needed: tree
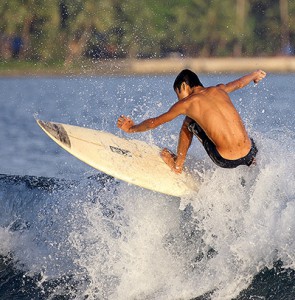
[0,0,61,61]
[62,0,116,63]
[279,0,290,54]
[248,0,283,55]
[169,0,239,56]
[0,0,294,62]
[234,0,248,56]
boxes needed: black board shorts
[188,121,258,168]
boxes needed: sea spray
[177,130,295,299]
[0,126,294,300]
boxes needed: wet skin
[117,70,266,173]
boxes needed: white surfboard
[36,120,198,197]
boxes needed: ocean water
[0,73,294,300]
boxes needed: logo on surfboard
[109,146,132,157]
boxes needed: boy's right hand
[117,115,134,133]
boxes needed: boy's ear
[181,82,186,91]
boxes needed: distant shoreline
[1,56,295,77]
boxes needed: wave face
[0,128,295,300]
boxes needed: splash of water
[0,129,294,299]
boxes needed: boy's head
[173,69,204,92]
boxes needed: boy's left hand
[253,69,266,84]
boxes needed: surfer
[117,69,266,173]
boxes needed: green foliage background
[0,0,294,62]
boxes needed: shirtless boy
[117,69,266,173]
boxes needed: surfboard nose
[37,120,71,148]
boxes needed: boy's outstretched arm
[217,69,266,93]
[117,102,185,133]
[117,115,167,133]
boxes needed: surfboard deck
[36,120,198,197]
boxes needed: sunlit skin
[117,70,266,173]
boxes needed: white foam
[1,130,294,299]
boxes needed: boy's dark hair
[173,69,204,91]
